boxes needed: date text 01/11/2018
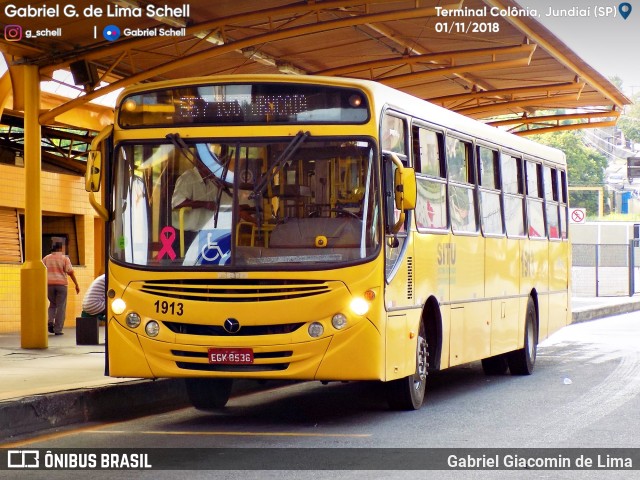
[435,22,500,34]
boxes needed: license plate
[208,348,254,365]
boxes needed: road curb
[572,301,640,324]
[0,379,189,443]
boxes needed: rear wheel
[386,321,428,410]
[507,297,537,375]
[185,378,233,410]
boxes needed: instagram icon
[4,25,22,41]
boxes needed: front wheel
[386,321,428,410]
[507,297,538,375]
[185,378,233,411]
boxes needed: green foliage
[617,92,640,144]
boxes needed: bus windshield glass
[118,83,369,127]
[111,138,381,269]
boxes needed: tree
[617,92,640,145]
[529,131,608,214]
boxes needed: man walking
[43,242,80,335]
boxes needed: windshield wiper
[166,133,232,197]
[250,130,309,200]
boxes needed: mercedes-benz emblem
[223,318,241,334]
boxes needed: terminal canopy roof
[0,0,630,143]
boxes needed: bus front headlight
[308,322,324,338]
[332,313,348,330]
[111,298,126,315]
[126,312,141,328]
[145,321,160,337]
[350,297,370,316]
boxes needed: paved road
[5,313,640,479]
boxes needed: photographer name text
[4,3,190,19]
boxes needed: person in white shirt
[171,161,231,248]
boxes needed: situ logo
[8,450,39,468]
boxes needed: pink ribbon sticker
[157,226,177,260]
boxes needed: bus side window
[559,170,569,239]
[446,136,477,233]
[382,114,407,156]
[502,153,525,237]
[525,160,545,238]
[545,166,561,239]
[477,146,503,236]
[413,126,447,231]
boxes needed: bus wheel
[386,321,428,410]
[507,297,537,375]
[481,354,508,375]
[185,378,233,410]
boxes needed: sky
[517,0,640,97]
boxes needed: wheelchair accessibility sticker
[197,230,231,265]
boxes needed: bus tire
[507,297,537,375]
[481,354,508,375]
[185,378,233,410]
[386,321,428,410]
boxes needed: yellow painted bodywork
[104,75,571,384]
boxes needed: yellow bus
[86,75,570,411]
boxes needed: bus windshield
[111,137,381,269]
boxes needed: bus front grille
[164,321,304,336]
[139,279,331,302]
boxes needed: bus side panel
[533,238,550,341]
[413,231,450,306]
[448,234,490,365]
[548,240,570,336]
[384,240,424,380]
[413,230,450,369]
[520,238,548,344]
[449,302,491,367]
[385,314,408,380]
[486,237,520,356]
[450,234,484,303]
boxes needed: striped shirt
[82,275,106,315]
[42,252,74,286]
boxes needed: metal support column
[631,239,639,297]
[20,65,47,349]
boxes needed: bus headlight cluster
[145,321,160,337]
[111,298,126,315]
[350,297,370,316]
[308,322,324,338]
[126,312,141,328]
[331,313,348,330]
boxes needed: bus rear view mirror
[85,125,112,192]
[389,153,416,211]
[85,150,102,192]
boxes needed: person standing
[43,242,80,335]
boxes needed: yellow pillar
[20,65,47,349]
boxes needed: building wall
[0,163,99,333]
